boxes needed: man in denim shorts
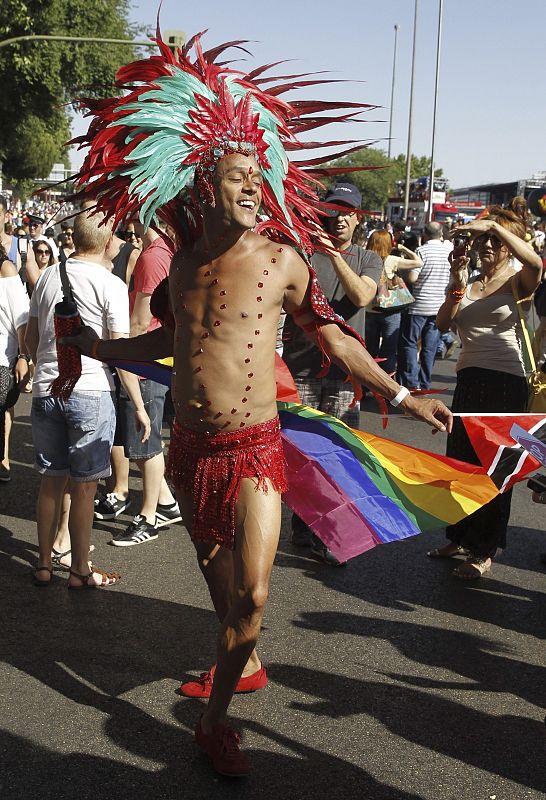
[25,208,150,587]
[111,222,180,547]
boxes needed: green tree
[326,147,444,211]
[0,0,145,187]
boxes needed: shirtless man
[66,150,452,776]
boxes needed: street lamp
[387,24,399,161]
[426,0,444,223]
[403,0,419,222]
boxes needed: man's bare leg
[2,406,13,467]
[105,445,130,498]
[67,479,118,587]
[53,485,71,551]
[68,480,97,578]
[135,452,164,524]
[35,474,67,581]
[200,479,281,731]
[177,492,261,678]
[158,476,176,507]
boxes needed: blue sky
[72,0,545,191]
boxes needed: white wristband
[390,387,410,407]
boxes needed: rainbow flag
[109,356,503,562]
[279,402,500,562]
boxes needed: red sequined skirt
[166,417,288,549]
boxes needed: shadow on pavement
[292,610,545,709]
[267,663,546,794]
[277,525,546,640]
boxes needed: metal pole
[426,0,444,223]
[403,0,419,222]
[387,24,399,160]
[0,34,155,49]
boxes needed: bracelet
[449,286,466,302]
[89,339,101,360]
[390,386,410,407]
[17,354,31,362]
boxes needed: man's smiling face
[212,153,263,231]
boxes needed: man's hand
[59,324,100,358]
[400,395,453,433]
[134,407,151,443]
[14,358,30,389]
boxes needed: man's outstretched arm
[283,248,453,433]
[61,324,174,362]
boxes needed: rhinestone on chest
[175,250,282,430]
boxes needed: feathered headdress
[70,21,375,253]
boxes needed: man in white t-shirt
[25,208,151,588]
[397,221,452,389]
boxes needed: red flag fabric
[275,353,301,402]
[461,414,546,491]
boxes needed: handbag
[372,270,414,315]
[0,365,15,407]
[511,276,546,412]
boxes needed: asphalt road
[0,355,545,800]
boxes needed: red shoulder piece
[150,277,175,330]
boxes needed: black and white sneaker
[94,493,132,520]
[111,515,158,547]
[155,501,182,529]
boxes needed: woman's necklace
[479,261,511,292]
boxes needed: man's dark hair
[0,195,7,212]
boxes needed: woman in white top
[429,205,543,579]
[0,246,30,481]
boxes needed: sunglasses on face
[475,233,503,248]
[36,248,51,255]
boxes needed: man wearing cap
[27,214,59,261]
[282,182,383,564]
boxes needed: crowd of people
[1,47,545,775]
[1,187,544,592]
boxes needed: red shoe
[195,717,250,777]
[179,663,268,698]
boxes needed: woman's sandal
[32,566,53,587]
[68,567,121,589]
[427,544,469,559]
[51,545,96,571]
[51,544,95,572]
[452,557,492,580]
[52,549,72,571]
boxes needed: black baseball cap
[324,183,362,210]
[27,214,45,226]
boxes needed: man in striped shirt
[397,221,452,389]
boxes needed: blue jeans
[436,331,455,358]
[397,314,440,390]
[364,312,401,375]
